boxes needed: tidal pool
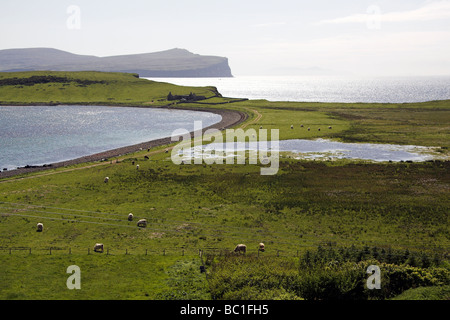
[179,139,446,162]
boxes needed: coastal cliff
[0,48,233,78]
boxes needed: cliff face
[121,59,232,78]
[0,48,233,78]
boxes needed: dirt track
[0,106,248,180]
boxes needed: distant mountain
[0,48,233,77]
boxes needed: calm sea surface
[0,105,222,171]
[145,75,450,103]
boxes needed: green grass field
[0,71,220,106]
[0,71,448,300]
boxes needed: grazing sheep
[234,244,247,254]
[128,213,133,221]
[104,177,109,183]
[291,125,294,129]
[144,156,149,159]
[259,243,265,252]
[300,124,304,127]
[318,128,321,131]
[307,127,311,131]
[36,223,43,232]
[94,243,104,253]
[137,219,147,228]
[260,126,263,129]
[165,149,169,153]
[328,126,332,129]
[136,164,140,170]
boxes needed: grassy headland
[0,71,448,300]
[0,71,221,106]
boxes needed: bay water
[0,105,221,171]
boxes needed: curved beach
[0,106,247,179]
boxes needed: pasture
[0,71,448,300]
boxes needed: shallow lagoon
[182,139,444,162]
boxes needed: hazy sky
[1,0,450,76]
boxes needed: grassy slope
[0,254,208,300]
[210,99,450,148]
[391,285,450,300]
[0,71,219,106]
[0,71,448,300]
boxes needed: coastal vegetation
[0,71,448,300]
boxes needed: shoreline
[0,106,248,179]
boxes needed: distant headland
[0,47,233,78]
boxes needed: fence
[0,245,320,258]
[1,245,447,261]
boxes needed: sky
[1,0,450,76]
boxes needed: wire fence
[1,200,448,254]
[0,200,448,261]
[1,245,448,262]
[0,246,316,258]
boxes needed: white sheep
[137,219,147,228]
[94,243,104,253]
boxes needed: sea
[145,75,450,103]
[1,75,449,171]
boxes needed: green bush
[297,262,367,300]
[207,247,450,300]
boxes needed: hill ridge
[0,47,233,78]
